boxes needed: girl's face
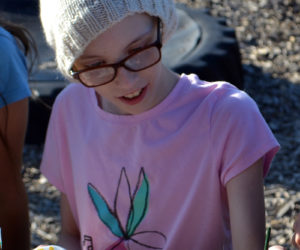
[74,13,179,115]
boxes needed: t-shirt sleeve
[210,85,280,186]
[40,98,66,193]
[0,32,31,108]
[40,89,79,226]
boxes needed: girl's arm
[0,98,30,250]
[1,98,29,169]
[59,193,81,250]
[226,158,266,250]
[292,214,300,249]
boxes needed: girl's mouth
[124,89,143,99]
[119,85,147,105]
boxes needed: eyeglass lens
[79,46,160,86]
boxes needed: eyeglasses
[70,19,162,87]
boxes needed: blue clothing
[0,27,31,108]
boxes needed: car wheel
[164,4,244,89]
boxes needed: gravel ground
[23,0,300,249]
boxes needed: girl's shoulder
[54,82,86,101]
[52,83,91,111]
[0,27,13,41]
[180,74,259,120]
[181,73,252,107]
[0,27,21,59]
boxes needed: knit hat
[40,0,178,80]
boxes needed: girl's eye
[129,40,151,53]
[129,46,144,54]
[129,36,153,54]
[86,61,105,68]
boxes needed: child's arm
[292,214,300,249]
[58,193,81,250]
[0,99,30,250]
[226,158,265,250]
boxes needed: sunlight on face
[74,14,179,115]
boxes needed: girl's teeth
[124,89,142,99]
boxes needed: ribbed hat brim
[40,0,177,80]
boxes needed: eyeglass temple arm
[157,18,162,44]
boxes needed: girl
[39,0,280,249]
[0,18,35,249]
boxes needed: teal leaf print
[88,183,124,238]
[88,167,166,249]
[127,168,149,236]
[114,168,132,229]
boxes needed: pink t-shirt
[41,74,279,250]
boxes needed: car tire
[167,4,244,89]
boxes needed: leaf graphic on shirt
[114,168,132,232]
[88,183,124,238]
[87,167,166,249]
[126,168,149,236]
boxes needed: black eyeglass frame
[70,18,162,87]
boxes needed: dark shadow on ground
[233,64,300,250]
[242,64,300,191]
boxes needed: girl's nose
[114,67,138,87]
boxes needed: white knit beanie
[39,0,178,80]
